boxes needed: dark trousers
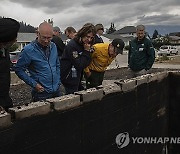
[31,89,61,102]
[85,70,105,89]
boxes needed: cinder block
[8,101,51,120]
[115,79,136,92]
[135,75,149,86]
[147,73,159,83]
[156,71,169,81]
[0,112,11,128]
[46,94,81,111]
[169,71,180,76]
[75,88,104,103]
[102,83,121,95]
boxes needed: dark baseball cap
[0,18,20,43]
[111,38,125,54]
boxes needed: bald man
[15,22,61,102]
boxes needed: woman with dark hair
[60,23,96,94]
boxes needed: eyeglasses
[38,33,52,41]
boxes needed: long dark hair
[74,23,96,45]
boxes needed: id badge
[139,48,144,51]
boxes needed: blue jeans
[31,89,61,102]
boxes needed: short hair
[95,23,104,31]
[53,26,60,32]
[136,25,145,31]
[65,26,76,34]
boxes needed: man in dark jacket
[51,26,65,57]
[128,25,155,77]
[94,24,104,44]
[0,18,20,111]
[61,23,96,94]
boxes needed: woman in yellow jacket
[84,38,124,88]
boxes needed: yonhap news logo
[116,132,180,149]
[115,132,130,149]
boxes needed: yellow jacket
[84,43,114,73]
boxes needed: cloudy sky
[1,0,180,31]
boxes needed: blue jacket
[15,40,60,93]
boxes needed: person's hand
[84,43,91,51]
[35,83,44,92]
[86,71,91,78]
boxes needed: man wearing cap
[94,24,104,44]
[51,26,65,58]
[128,25,155,76]
[84,38,125,88]
[0,17,20,111]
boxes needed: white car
[158,45,178,56]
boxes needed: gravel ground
[10,83,32,106]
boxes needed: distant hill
[0,16,36,33]
[19,21,36,33]
[145,25,180,36]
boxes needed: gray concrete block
[116,79,136,92]
[147,73,159,83]
[102,83,122,95]
[157,71,169,81]
[9,101,51,120]
[135,75,149,86]
[147,71,168,83]
[169,71,180,76]
[102,80,118,86]
[75,88,104,103]
[46,94,81,111]
[0,112,11,128]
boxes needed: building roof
[169,36,180,41]
[17,33,36,42]
[17,33,68,43]
[169,32,180,37]
[113,26,136,35]
[103,34,134,42]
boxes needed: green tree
[107,23,116,34]
[152,29,159,39]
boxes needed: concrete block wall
[0,70,179,153]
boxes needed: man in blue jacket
[15,22,61,102]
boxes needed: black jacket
[94,35,104,44]
[60,39,91,89]
[128,37,155,71]
[51,35,65,57]
[0,49,12,108]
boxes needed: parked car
[157,45,178,56]
[10,50,21,70]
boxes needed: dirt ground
[155,55,180,64]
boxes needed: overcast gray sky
[1,0,180,31]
